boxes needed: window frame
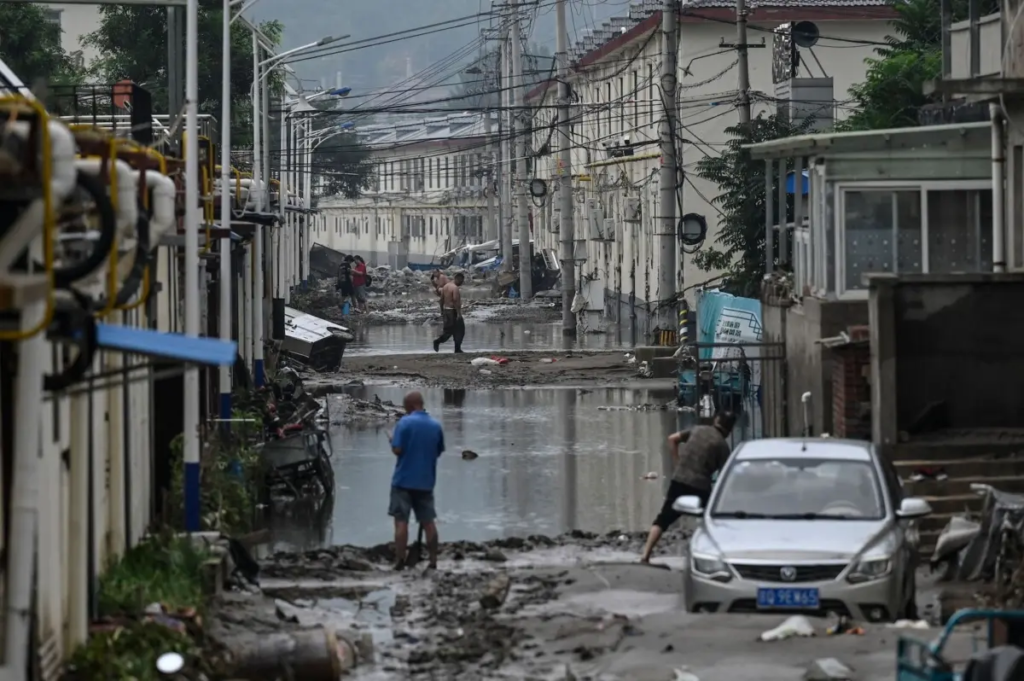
[833,179,994,300]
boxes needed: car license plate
[756,587,820,609]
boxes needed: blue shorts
[388,486,436,523]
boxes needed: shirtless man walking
[431,269,449,318]
[432,273,465,353]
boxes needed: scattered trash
[887,619,930,629]
[479,369,493,375]
[637,361,653,378]
[825,613,864,635]
[624,353,636,364]
[156,652,185,675]
[759,615,815,641]
[462,450,479,460]
[489,356,510,365]
[471,357,500,366]
[523,329,531,334]
[539,358,557,363]
[641,472,660,480]
[910,466,948,482]
[803,657,854,680]
[275,599,301,623]
[674,668,701,681]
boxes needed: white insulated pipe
[991,102,1006,273]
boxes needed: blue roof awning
[786,170,810,195]
[96,324,237,366]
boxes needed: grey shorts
[388,486,437,523]
[353,285,368,302]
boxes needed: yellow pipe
[0,96,55,340]
[95,137,121,318]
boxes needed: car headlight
[691,554,732,582]
[847,557,892,583]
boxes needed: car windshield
[711,457,885,520]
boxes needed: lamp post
[218,0,233,422]
[183,0,201,532]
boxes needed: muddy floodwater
[272,385,686,550]
[345,320,632,355]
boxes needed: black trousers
[435,310,465,350]
[653,480,711,531]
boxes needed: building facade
[313,113,496,269]
[526,0,893,336]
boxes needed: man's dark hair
[454,272,465,282]
[714,410,737,435]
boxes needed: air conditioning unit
[602,217,616,241]
[573,239,588,262]
[624,197,641,223]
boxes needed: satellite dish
[792,21,820,49]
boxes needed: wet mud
[325,350,642,389]
[211,526,967,680]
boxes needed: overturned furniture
[282,306,354,371]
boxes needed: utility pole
[511,0,532,298]
[484,111,497,242]
[556,0,575,336]
[500,34,514,272]
[658,0,679,338]
[736,0,751,125]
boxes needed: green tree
[839,0,987,131]
[83,3,281,142]
[693,114,812,297]
[309,127,373,199]
[0,4,80,87]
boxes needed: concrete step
[920,494,986,518]
[895,458,1024,478]
[888,442,1024,462]
[903,475,1024,498]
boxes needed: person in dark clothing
[640,411,737,564]
[336,256,354,310]
[433,272,465,353]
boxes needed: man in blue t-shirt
[387,391,445,570]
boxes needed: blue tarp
[96,324,238,366]
[786,170,810,195]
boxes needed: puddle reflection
[263,384,765,551]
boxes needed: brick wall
[832,342,871,439]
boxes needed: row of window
[591,64,659,142]
[313,214,484,240]
[377,153,488,194]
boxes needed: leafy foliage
[310,128,374,198]
[83,2,281,131]
[97,532,208,616]
[693,114,812,297]
[0,4,81,87]
[839,0,985,131]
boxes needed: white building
[313,112,496,270]
[526,0,894,335]
[48,4,102,68]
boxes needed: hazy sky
[248,0,633,96]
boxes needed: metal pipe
[183,0,201,532]
[5,300,47,679]
[253,224,264,385]
[765,160,774,274]
[244,241,253,371]
[991,102,1006,272]
[219,0,233,419]
[252,33,262,213]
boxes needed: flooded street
[215,292,925,681]
[324,385,679,548]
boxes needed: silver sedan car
[677,438,931,622]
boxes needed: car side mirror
[672,495,704,516]
[896,497,932,519]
